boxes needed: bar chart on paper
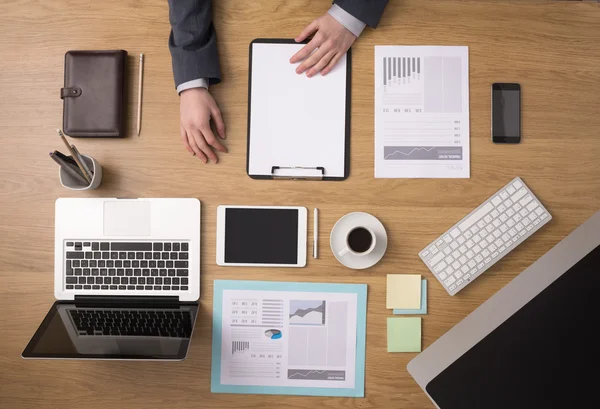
[375,46,470,178]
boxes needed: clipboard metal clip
[271,166,325,181]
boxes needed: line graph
[287,369,345,381]
[384,146,463,161]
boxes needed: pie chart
[265,329,282,339]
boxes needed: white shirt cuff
[328,4,367,38]
[177,78,209,95]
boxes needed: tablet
[216,205,307,267]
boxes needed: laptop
[407,209,600,408]
[22,198,201,360]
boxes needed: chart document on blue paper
[374,46,470,178]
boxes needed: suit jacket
[167,0,388,89]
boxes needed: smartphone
[491,83,521,143]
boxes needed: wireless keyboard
[419,177,552,295]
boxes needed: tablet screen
[225,208,299,264]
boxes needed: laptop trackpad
[104,201,151,236]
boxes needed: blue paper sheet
[211,280,367,397]
[393,279,427,315]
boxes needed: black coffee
[347,227,373,253]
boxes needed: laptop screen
[425,244,599,408]
[22,302,198,360]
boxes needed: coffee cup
[338,226,376,257]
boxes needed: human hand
[290,13,356,77]
[179,87,227,163]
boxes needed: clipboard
[246,39,351,181]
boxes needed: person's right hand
[179,87,227,163]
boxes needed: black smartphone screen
[492,83,521,143]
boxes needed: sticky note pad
[386,274,421,309]
[393,280,427,315]
[387,317,422,352]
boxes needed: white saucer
[330,212,388,270]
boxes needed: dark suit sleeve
[168,0,221,88]
[333,0,389,28]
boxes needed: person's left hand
[290,13,356,77]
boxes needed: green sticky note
[387,317,422,353]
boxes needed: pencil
[137,53,144,136]
[56,129,91,184]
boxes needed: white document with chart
[211,280,367,397]
[374,46,470,178]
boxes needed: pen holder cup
[59,155,102,190]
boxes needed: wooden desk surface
[1,0,599,407]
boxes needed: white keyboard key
[495,239,503,247]
[439,271,447,280]
[447,255,454,264]
[454,271,463,279]
[473,234,481,243]
[458,236,466,244]
[505,199,513,207]
[520,208,529,217]
[452,261,461,270]
[450,241,459,250]
[429,245,436,252]
[466,250,475,259]
[447,266,455,274]
[451,228,461,238]
[500,225,508,233]
[491,209,500,218]
[470,225,479,234]
[477,220,486,229]
[431,247,439,254]
[514,214,522,222]
[501,233,510,242]
[527,225,534,231]
[507,219,515,227]
[456,279,464,286]
[520,195,533,207]
[443,247,452,255]
[464,231,473,239]
[480,229,488,238]
[541,213,548,220]
[529,213,537,222]
[491,196,502,206]
[459,255,467,264]
[461,265,469,274]
[506,209,515,217]
[500,190,509,200]
[512,179,523,189]
[499,214,508,222]
[527,201,538,211]
[523,218,530,226]
[513,203,522,212]
[512,188,527,201]
[443,235,452,243]
[434,261,447,273]
[459,245,467,254]
[473,244,482,253]
[482,249,490,257]
[512,237,518,243]
[534,219,541,225]
[519,230,526,237]
[493,230,502,238]
[449,285,456,291]
[489,244,497,252]
[459,202,494,232]
[498,246,506,253]
[466,240,474,248]
[421,250,430,257]
[464,274,471,280]
[486,224,494,233]
[486,235,495,244]
[452,250,460,259]
[497,204,507,213]
[475,255,483,263]
[428,251,444,266]
[484,215,492,223]
[444,276,456,286]
[506,185,516,194]
[477,263,484,269]
[437,240,445,248]
[485,257,492,264]
[535,207,544,216]
[509,228,517,237]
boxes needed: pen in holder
[59,155,102,190]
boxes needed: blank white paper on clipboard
[247,40,350,180]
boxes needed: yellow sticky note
[386,274,422,309]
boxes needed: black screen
[492,89,520,139]
[426,245,600,409]
[224,208,299,264]
[22,303,197,359]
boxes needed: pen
[70,144,93,179]
[56,129,91,184]
[49,152,89,186]
[313,208,319,258]
[52,150,78,167]
[137,53,144,136]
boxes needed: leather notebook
[61,50,127,138]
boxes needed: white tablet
[216,205,307,267]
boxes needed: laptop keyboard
[64,241,190,291]
[68,308,192,338]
